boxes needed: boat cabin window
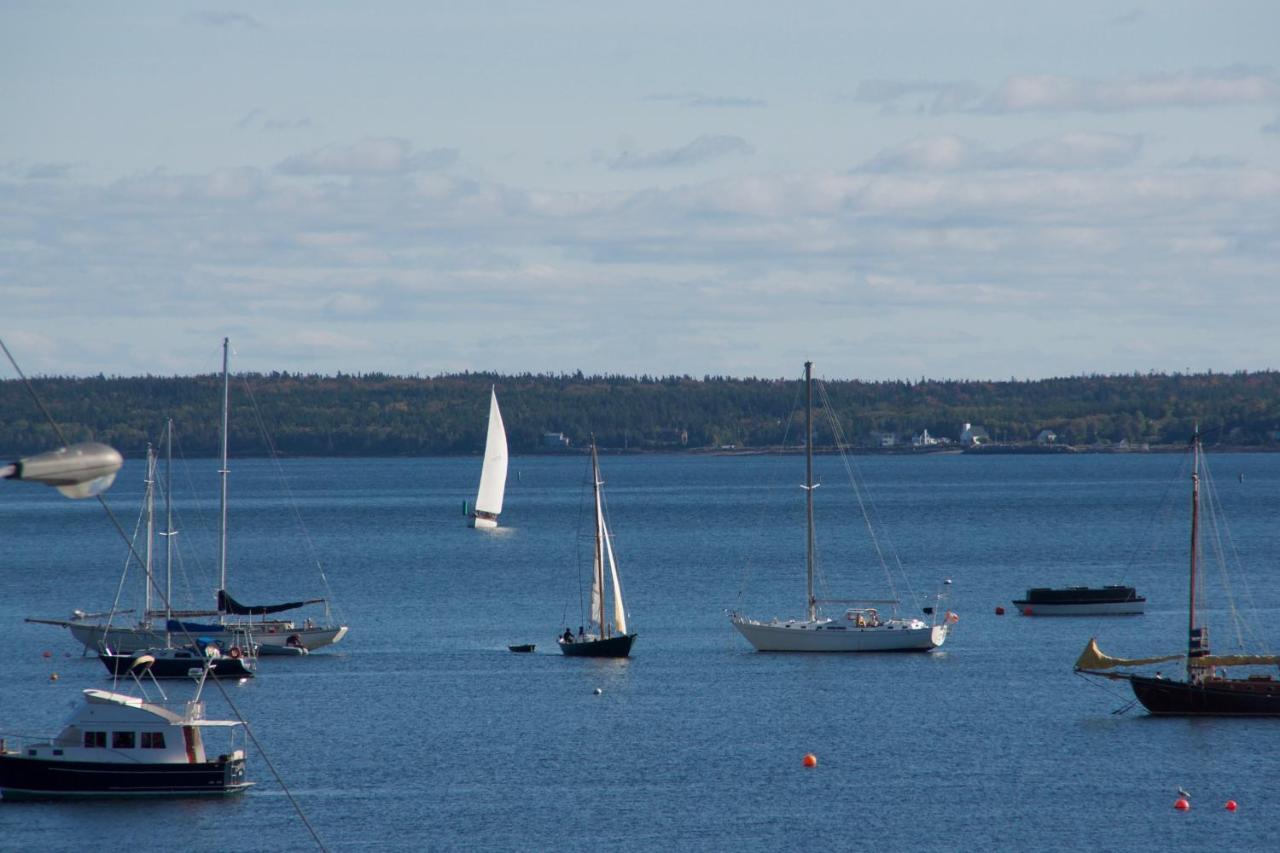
[112,731,136,749]
[83,731,106,748]
[141,732,166,749]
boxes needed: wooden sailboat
[729,361,954,652]
[468,386,509,529]
[558,441,636,658]
[1075,429,1280,715]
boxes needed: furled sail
[218,589,323,616]
[1074,637,1185,672]
[1198,653,1280,667]
[474,388,508,517]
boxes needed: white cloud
[850,80,982,115]
[609,135,754,170]
[187,10,263,29]
[862,136,985,173]
[5,153,1278,379]
[645,92,767,109]
[862,133,1143,173]
[857,69,1280,116]
[1004,133,1144,169]
[21,162,72,180]
[235,109,312,132]
[983,70,1280,113]
[276,138,458,176]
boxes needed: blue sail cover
[217,589,323,616]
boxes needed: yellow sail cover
[1074,638,1183,672]
[1075,638,1280,672]
[1199,653,1280,667]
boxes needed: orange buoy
[994,606,1004,615]
[1174,798,1190,811]
[802,753,818,768]
[1225,800,1238,812]
[41,650,52,658]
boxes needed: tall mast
[805,361,816,622]
[592,440,606,637]
[1187,428,1201,680]
[164,418,173,623]
[143,444,155,625]
[218,337,230,597]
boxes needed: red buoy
[1225,800,1238,812]
[994,606,1005,615]
[1174,798,1190,811]
[802,753,818,768]
[41,650,52,659]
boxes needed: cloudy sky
[3,2,1278,380]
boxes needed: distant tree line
[2,369,1279,457]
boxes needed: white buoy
[593,688,603,695]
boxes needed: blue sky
[2,2,1278,380]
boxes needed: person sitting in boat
[577,625,585,641]
[562,628,574,644]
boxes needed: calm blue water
[3,450,1280,852]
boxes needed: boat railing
[0,733,53,754]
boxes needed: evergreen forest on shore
[3,369,1279,458]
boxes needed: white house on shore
[913,429,939,447]
[960,423,990,447]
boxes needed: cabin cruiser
[0,687,251,799]
[1013,585,1144,616]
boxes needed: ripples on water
[3,451,1278,851]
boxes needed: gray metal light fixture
[2,442,124,498]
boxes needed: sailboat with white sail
[32,339,348,656]
[468,386,508,529]
[558,440,636,658]
[729,361,955,652]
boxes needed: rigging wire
[1077,442,1189,645]
[1198,450,1270,653]
[572,448,589,629]
[815,378,916,614]
[238,374,344,626]
[732,372,804,609]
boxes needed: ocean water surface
[2,449,1279,851]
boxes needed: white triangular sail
[604,516,626,635]
[474,388,508,516]
[587,443,626,636]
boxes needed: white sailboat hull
[730,614,947,652]
[68,622,348,655]
[468,514,498,530]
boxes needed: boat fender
[228,646,242,659]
